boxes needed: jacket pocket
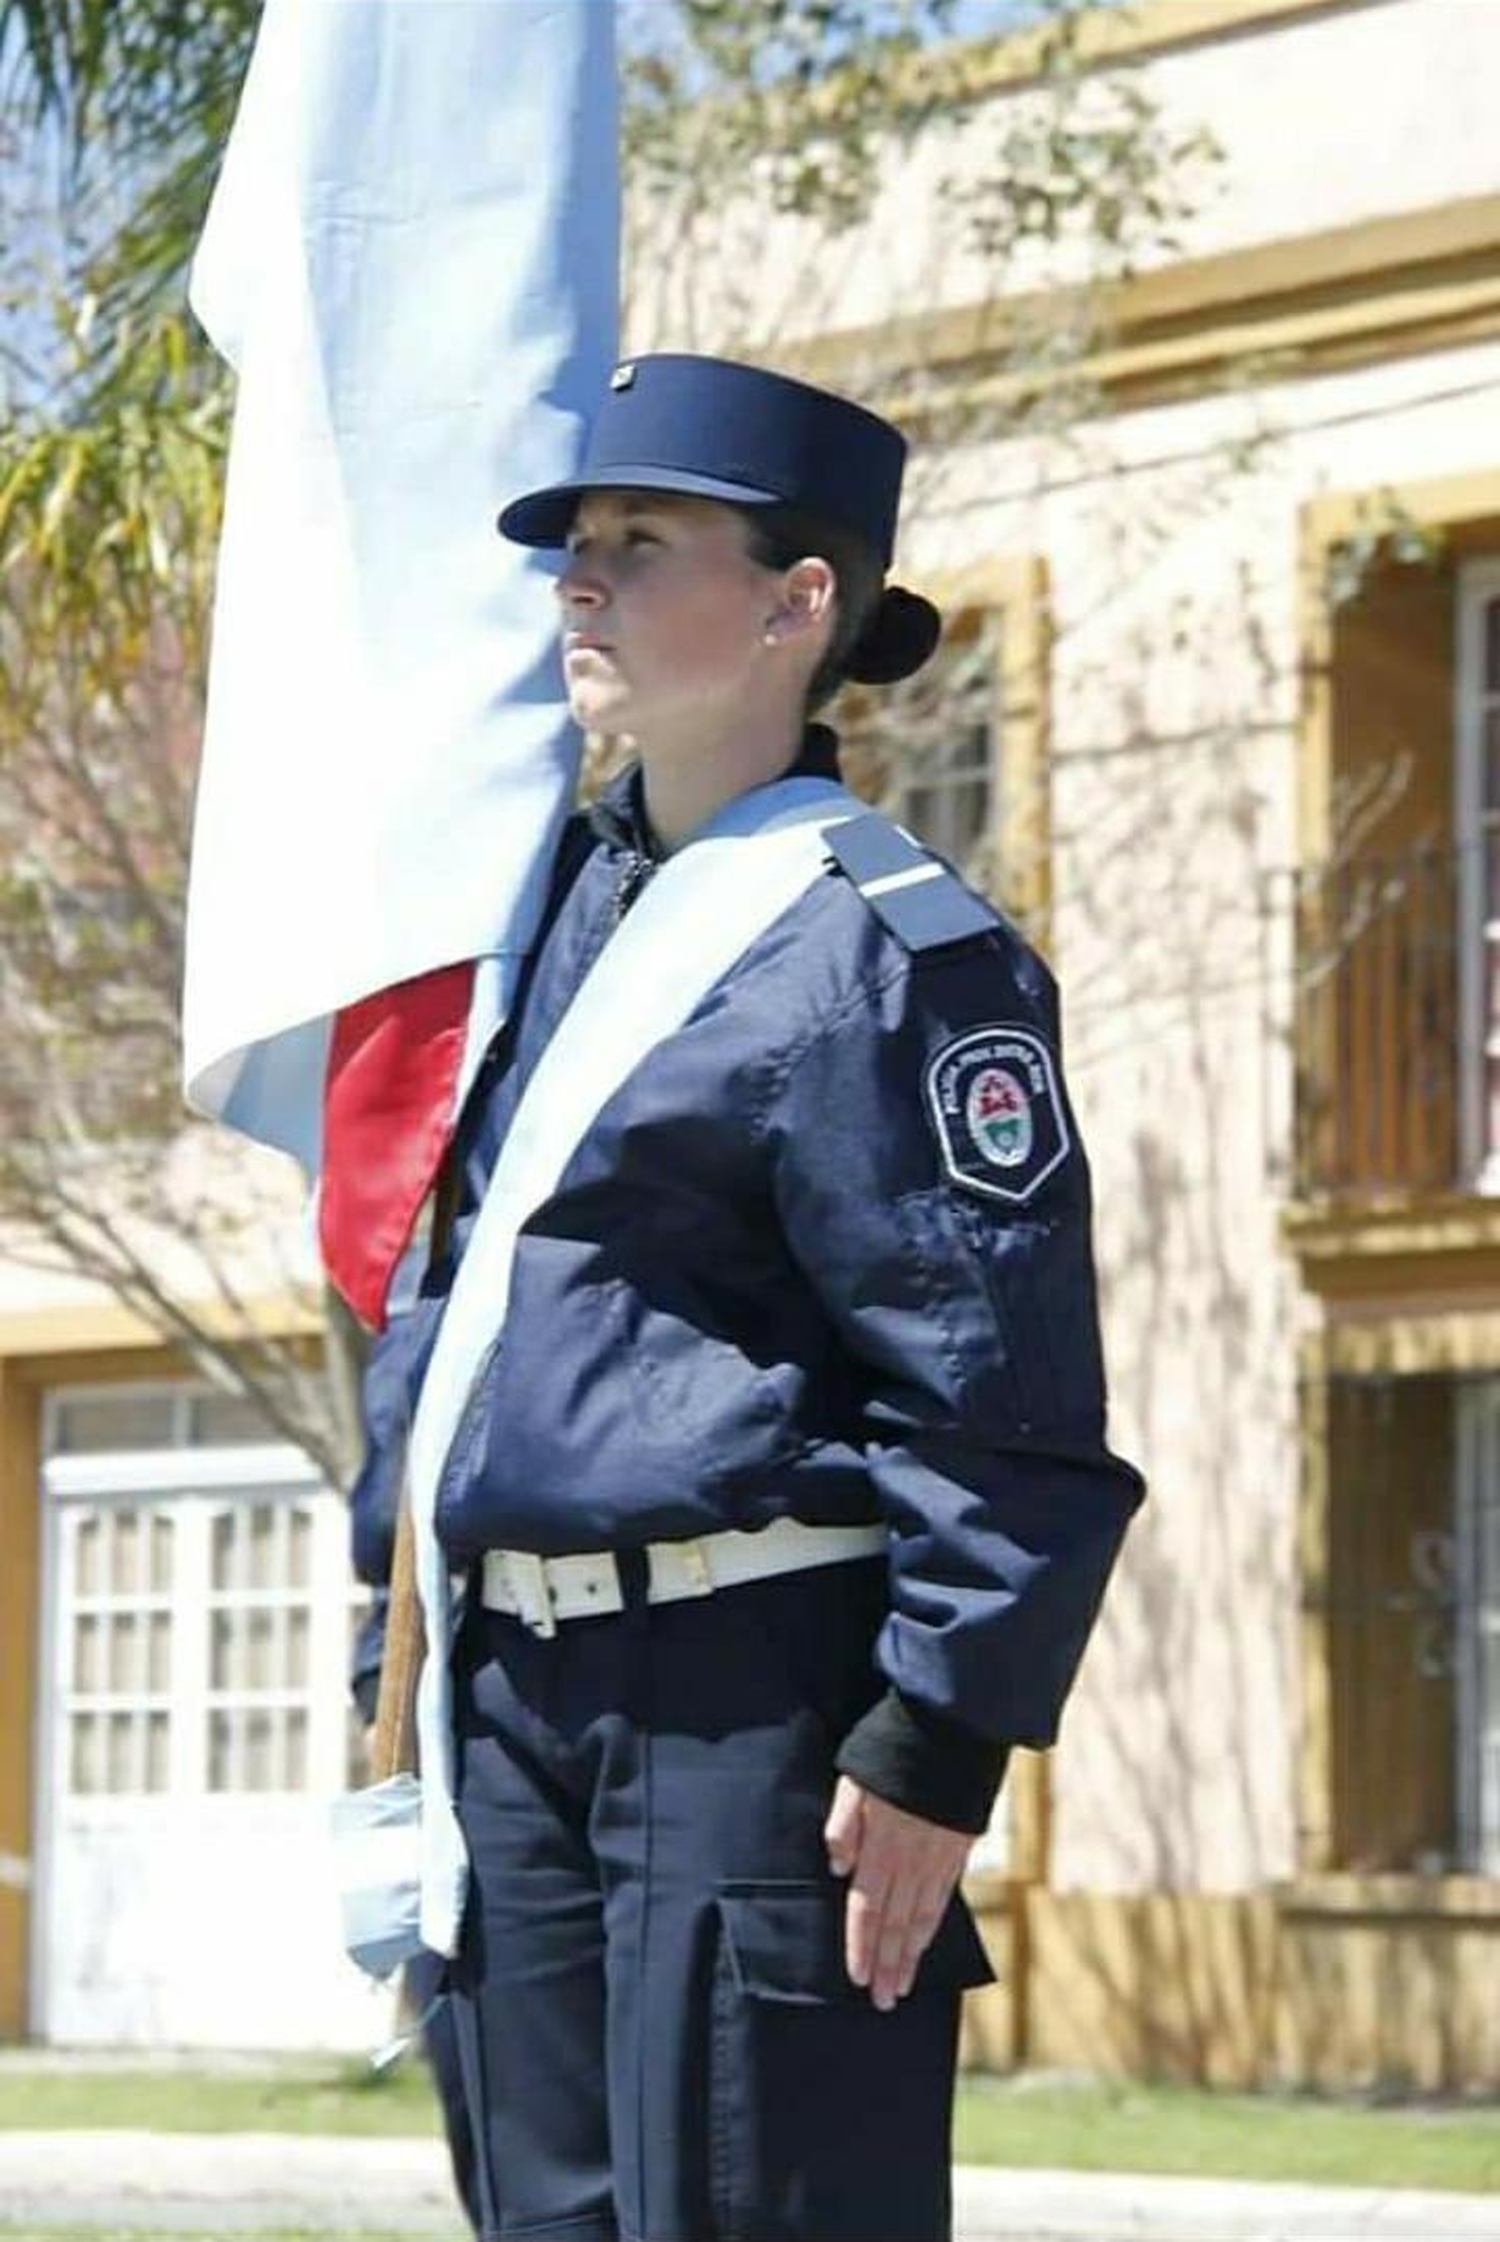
[716,1876,994,2004]
[707,1878,993,2241]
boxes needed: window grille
[838,612,1001,896]
[1456,1378,1500,1874]
[206,1501,318,1794]
[42,1382,369,1803]
[1456,559,1500,1188]
[64,1505,175,1797]
[1320,1369,1500,1873]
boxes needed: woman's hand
[823,1775,973,2010]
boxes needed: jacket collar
[587,723,843,857]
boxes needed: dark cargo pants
[405,1943,482,2235]
[447,1550,994,2242]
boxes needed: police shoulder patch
[924,1025,1070,1205]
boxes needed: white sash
[408,774,867,1953]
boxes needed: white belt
[480,1518,885,1639]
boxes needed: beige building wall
[627,0,1500,1897]
[960,340,1500,1894]
[640,0,1496,347]
[6,6,1496,2049]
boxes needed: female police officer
[402,353,1143,2242]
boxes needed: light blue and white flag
[183,0,619,1327]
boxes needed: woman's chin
[565,683,631,731]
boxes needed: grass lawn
[953,2072,1500,2193]
[0,2055,442,2139]
[2,2059,1499,2195]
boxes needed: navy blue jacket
[351,727,1143,1831]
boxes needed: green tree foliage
[0,0,1215,645]
[0,0,1218,1467]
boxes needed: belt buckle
[664,1536,714,1600]
[505,1551,557,1639]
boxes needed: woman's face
[554,488,786,740]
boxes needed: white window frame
[43,1442,318,1500]
[1455,558,1500,1191]
[30,1391,348,2036]
[41,1378,290,1457]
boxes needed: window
[50,1383,282,1455]
[64,1505,175,1797]
[1290,544,1460,1200]
[1456,558,1500,1189]
[51,1392,179,1454]
[38,1382,384,2052]
[1292,535,1500,1204]
[44,1381,370,1803]
[839,611,1001,893]
[1318,1370,1500,1873]
[206,1501,317,1793]
[1456,1379,1500,1873]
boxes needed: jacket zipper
[612,848,657,924]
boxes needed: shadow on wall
[957,523,1500,2093]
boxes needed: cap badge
[610,362,637,391]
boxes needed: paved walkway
[0,2132,1497,2240]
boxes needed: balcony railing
[1284,839,1463,1201]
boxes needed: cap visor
[496,465,783,546]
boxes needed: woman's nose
[557,557,606,610]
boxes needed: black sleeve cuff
[835,1688,1009,1836]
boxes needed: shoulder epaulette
[823,813,999,954]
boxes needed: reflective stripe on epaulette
[823,813,999,953]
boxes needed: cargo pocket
[707,1878,993,2242]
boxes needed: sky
[617,1,1115,80]
[2,0,1129,411]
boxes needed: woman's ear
[763,556,837,645]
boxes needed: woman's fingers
[894,1871,957,2000]
[822,1773,864,1878]
[864,1867,953,2010]
[834,1782,971,2009]
[845,1870,891,1998]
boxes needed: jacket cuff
[835,1688,1009,1836]
[349,1594,388,1727]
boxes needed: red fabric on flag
[320,960,477,1329]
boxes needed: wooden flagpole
[371,1494,424,1780]
[369,1145,463,1782]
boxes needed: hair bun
[845,584,943,685]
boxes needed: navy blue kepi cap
[497,353,908,567]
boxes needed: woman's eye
[565,526,660,558]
